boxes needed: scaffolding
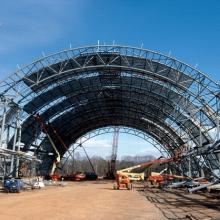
[0,95,41,179]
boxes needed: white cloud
[82,137,112,149]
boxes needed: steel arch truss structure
[60,126,169,171]
[72,126,168,155]
[0,45,220,177]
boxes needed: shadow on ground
[138,187,220,220]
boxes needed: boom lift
[147,168,187,187]
[34,114,61,176]
[35,115,97,181]
[34,114,75,178]
[114,155,182,189]
[113,172,132,190]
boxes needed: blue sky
[0,0,220,158]
[72,132,162,159]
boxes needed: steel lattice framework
[62,126,169,161]
[0,45,220,177]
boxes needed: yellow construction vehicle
[117,166,145,181]
[116,155,180,183]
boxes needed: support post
[16,111,21,177]
[10,115,18,175]
[188,156,192,178]
[0,101,7,149]
[217,98,220,141]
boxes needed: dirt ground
[0,181,165,220]
[1,181,220,220]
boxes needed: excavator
[113,155,184,189]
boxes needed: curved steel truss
[71,126,169,155]
[60,126,169,171]
[0,45,220,177]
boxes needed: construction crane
[106,127,120,179]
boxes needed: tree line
[61,152,156,176]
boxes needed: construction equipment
[74,172,86,181]
[117,167,145,181]
[50,173,61,181]
[3,178,24,193]
[146,168,187,188]
[106,127,119,179]
[61,172,97,181]
[116,155,180,183]
[146,169,168,187]
[35,114,81,177]
[34,114,76,177]
[34,114,61,176]
[113,172,132,190]
[84,172,98,180]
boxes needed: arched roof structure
[1,45,220,175]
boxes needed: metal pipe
[3,156,6,179]
[53,128,75,161]
[217,99,220,141]
[188,156,191,178]
[16,112,21,177]
[6,125,10,147]
[10,123,18,175]
[61,144,81,169]
[46,133,60,175]
[0,102,7,148]
[188,181,218,193]
[81,144,96,174]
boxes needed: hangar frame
[0,45,220,177]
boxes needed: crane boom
[111,127,119,162]
[117,155,181,181]
[106,127,120,179]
